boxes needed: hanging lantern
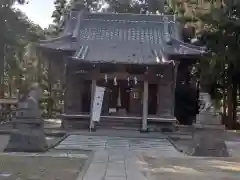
[114,76,117,86]
[104,74,108,83]
[134,76,137,85]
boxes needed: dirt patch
[0,155,86,180]
[143,156,240,180]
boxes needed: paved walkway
[55,135,183,156]
[55,135,184,180]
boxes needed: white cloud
[14,0,55,28]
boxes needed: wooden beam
[142,80,148,131]
[77,72,173,84]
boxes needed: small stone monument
[191,92,229,157]
[5,83,47,152]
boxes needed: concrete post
[142,80,148,132]
[90,79,96,131]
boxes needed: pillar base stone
[140,128,149,133]
[89,127,96,132]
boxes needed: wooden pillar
[77,79,83,113]
[171,61,180,116]
[64,63,70,113]
[89,79,96,130]
[157,66,172,116]
[142,80,148,131]
[64,63,82,113]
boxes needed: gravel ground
[142,155,240,180]
[0,155,86,180]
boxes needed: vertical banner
[91,86,105,122]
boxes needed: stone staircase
[96,117,141,131]
[61,117,89,129]
[61,115,142,130]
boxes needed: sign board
[91,86,105,122]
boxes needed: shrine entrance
[80,78,159,118]
[98,79,143,117]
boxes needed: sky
[14,0,56,28]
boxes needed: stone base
[193,123,225,130]
[191,129,229,157]
[5,130,47,152]
[89,127,96,132]
[196,113,222,125]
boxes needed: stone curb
[76,151,95,180]
[0,152,89,158]
[46,133,69,151]
[167,137,191,156]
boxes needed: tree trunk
[0,44,5,98]
[227,84,233,129]
[9,77,12,98]
[47,61,53,118]
[222,87,227,122]
[232,82,237,128]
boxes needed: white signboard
[91,86,105,122]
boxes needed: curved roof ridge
[39,35,72,44]
[84,12,176,22]
[85,12,175,17]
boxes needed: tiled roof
[39,36,77,51]
[78,20,175,43]
[39,10,205,64]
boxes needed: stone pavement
[55,135,184,180]
[55,135,183,156]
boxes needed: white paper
[91,86,105,122]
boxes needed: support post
[90,79,96,131]
[171,62,179,116]
[142,80,148,132]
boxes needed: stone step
[97,118,141,129]
[97,126,140,131]
[62,117,141,130]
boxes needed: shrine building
[38,7,205,131]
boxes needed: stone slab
[55,135,183,157]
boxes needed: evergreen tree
[51,0,67,34]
